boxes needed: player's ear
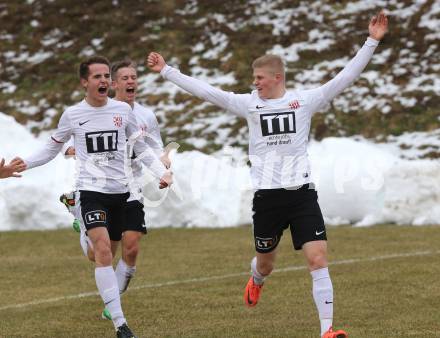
[274,72,283,82]
[80,78,88,89]
[111,80,117,90]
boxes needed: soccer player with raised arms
[147,11,388,338]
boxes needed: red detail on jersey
[113,116,122,127]
[289,100,300,109]
[51,136,63,143]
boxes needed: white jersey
[25,98,166,194]
[161,37,379,189]
[127,102,164,202]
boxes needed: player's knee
[124,243,139,261]
[122,232,141,260]
[87,248,95,262]
[307,253,327,270]
[94,241,112,261]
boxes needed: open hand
[369,10,388,41]
[0,157,27,178]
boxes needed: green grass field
[1,224,440,338]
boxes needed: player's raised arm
[147,52,237,112]
[318,10,388,103]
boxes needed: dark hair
[111,59,137,80]
[78,55,110,80]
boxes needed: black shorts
[252,184,326,252]
[79,190,129,242]
[124,200,147,234]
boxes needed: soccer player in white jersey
[60,59,170,320]
[59,142,131,321]
[14,56,172,338]
[147,11,388,338]
[0,158,25,179]
[111,58,171,294]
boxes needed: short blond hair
[252,54,285,75]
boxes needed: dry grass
[1,224,440,337]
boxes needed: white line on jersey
[0,250,438,312]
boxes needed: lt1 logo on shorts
[85,130,118,153]
[260,112,296,136]
[255,236,278,251]
[85,210,107,224]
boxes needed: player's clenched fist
[159,169,173,189]
[147,52,166,73]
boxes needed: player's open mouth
[126,87,135,94]
[98,86,107,94]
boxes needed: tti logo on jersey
[260,112,296,136]
[85,210,106,224]
[85,130,118,153]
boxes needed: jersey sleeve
[144,113,164,157]
[161,65,251,118]
[24,110,72,169]
[312,37,379,110]
[52,110,74,143]
[61,136,74,156]
[126,110,167,179]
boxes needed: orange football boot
[322,326,348,338]
[244,276,263,307]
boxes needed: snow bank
[0,112,439,231]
